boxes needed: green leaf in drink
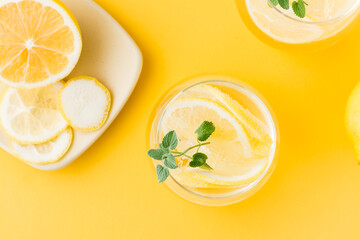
[164,154,178,169]
[156,165,170,183]
[195,121,215,142]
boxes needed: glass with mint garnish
[237,0,360,48]
[147,76,279,206]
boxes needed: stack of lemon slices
[161,84,274,188]
[0,0,111,165]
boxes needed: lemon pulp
[0,0,82,88]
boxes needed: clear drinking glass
[237,0,360,49]
[148,76,280,206]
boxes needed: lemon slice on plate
[10,128,72,164]
[0,0,82,89]
[58,76,111,131]
[0,81,68,144]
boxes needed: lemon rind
[58,76,112,131]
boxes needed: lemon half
[0,0,82,89]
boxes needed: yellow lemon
[345,81,360,163]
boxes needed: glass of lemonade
[148,76,279,206]
[238,0,360,48]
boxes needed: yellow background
[1,0,360,239]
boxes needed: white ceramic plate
[0,0,142,170]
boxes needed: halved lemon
[10,127,72,164]
[0,81,68,144]
[0,0,82,89]
[58,76,111,131]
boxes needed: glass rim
[267,0,360,25]
[152,78,279,202]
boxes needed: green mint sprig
[269,0,308,18]
[148,121,215,183]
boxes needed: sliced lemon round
[0,0,82,89]
[10,128,72,164]
[162,97,252,159]
[0,81,68,144]
[58,76,111,131]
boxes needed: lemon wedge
[58,76,111,131]
[0,0,82,89]
[10,128,72,164]
[345,82,360,163]
[0,81,68,144]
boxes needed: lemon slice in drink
[181,84,273,158]
[0,0,82,89]
[172,172,225,188]
[10,128,72,164]
[162,97,252,158]
[191,85,272,142]
[161,97,269,187]
[0,81,68,144]
[58,76,111,131]
[175,159,267,187]
[245,1,324,44]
